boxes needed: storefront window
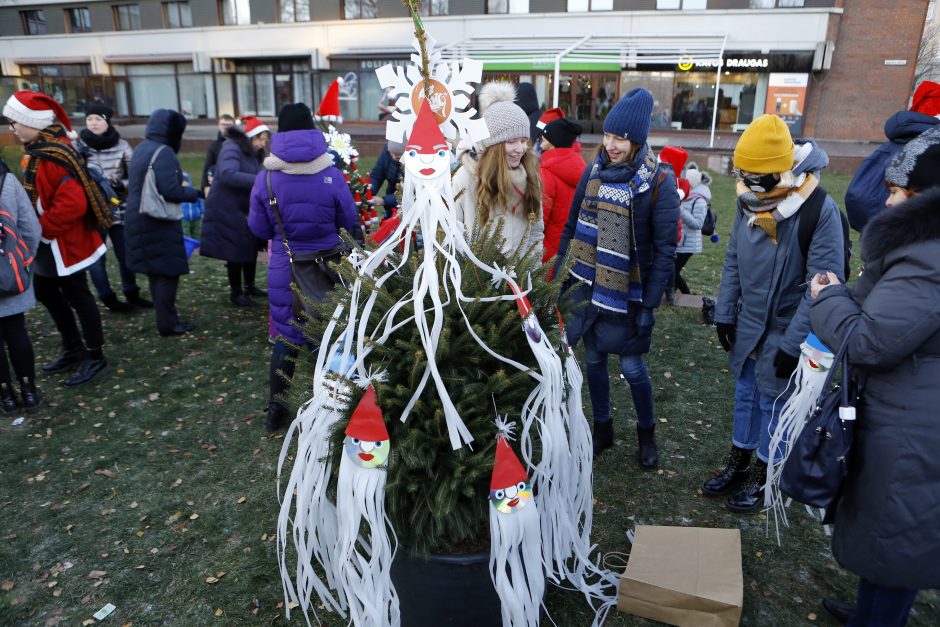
[14,64,124,118]
[234,59,311,117]
[620,71,674,130]
[672,71,770,131]
[127,64,179,116]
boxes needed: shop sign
[360,59,408,70]
[765,73,808,134]
[677,56,770,71]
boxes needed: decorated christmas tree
[275,2,617,625]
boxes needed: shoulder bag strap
[266,170,293,261]
[148,144,166,169]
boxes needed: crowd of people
[2,77,939,625]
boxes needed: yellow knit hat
[733,114,795,174]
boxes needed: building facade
[0,0,930,141]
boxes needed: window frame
[342,0,378,20]
[163,1,193,28]
[419,0,449,16]
[486,0,529,14]
[218,0,250,25]
[64,7,92,33]
[112,4,142,31]
[567,0,613,11]
[20,9,48,35]
[279,0,311,23]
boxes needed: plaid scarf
[570,150,658,314]
[23,124,112,230]
[736,173,818,244]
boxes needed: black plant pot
[391,550,502,626]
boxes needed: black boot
[702,445,753,497]
[42,345,86,374]
[265,403,290,433]
[245,284,268,298]
[230,290,255,307]
[124,288,153,308]
[19,377,42,413]
[101,293,135,313]
[592,421,614,457]
[636,425,658,468]
[65,354,109,387]
[1,382,18,414]
[821,597,854,625]
[726,459,768,513]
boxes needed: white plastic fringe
[490,497,545,627]
[765,355,831,543]
[335,451,400,626]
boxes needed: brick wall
[805,0,930,142]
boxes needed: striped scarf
[570,151,657,314]
[23,124,112,230]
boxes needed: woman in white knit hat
[452,82,543,257]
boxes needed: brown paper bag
[617,525,743,627]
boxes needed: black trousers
[226,261,257,293]
[0,313,35,385]
[674,252,693,295]
[147,273,181,333]
[33,272,105,353]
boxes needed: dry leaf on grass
[1,580,13,591]
[86,570,108,580]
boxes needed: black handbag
[266,171,348,318]
[779,320,862,513]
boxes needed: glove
[716,323,736,352]
[774,350,800,379]
[635,307,655,332]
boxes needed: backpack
[797,186,852,281]
[0,164,35,296]
[687,193,717,236]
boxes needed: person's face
[250,131,270,152]
[736,169,780,193]
[603,133,634,164]
[389,149,403,162]
[885,185,912,208]
[504,137,528,168]
[218,118,234,136]
[539,136,554,152]
[85,114,108,135]
[8,121,40,144]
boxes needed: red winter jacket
[31,143,105,276]
[539,146,586,262]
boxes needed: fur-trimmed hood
[861,187,940,262]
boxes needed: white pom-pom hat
[478,82,530,149]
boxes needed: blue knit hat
[602,88,654,146]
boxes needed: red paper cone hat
[536,106,565,130]
[659,145,688,177]
[240,115,270,138]
[4,91,75,137]
[315,77,344,123]
[406,99,448,155]
[490,436,528,490]
[345,386,389,442]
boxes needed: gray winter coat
[0,172,41,318]
[676,183,709,254]
[76,136,133,223]
[715,142,845,397]
[810,188,940,590]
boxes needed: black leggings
[674,252,693,295]
[0,313,36,385]
[226,262,257,292]
[33,272,104,355]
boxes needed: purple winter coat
[248,129,358,344]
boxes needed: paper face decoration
[489,436,532,514]
[343,386,390,468]
[402,99,450,181]
[800,333,834,373]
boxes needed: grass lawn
[1,151,937,626]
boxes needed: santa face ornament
[490,479,533,514]
[344,435,390,469]
[800,333,835,373]
[343,386,391,469]
[401,99,450,181]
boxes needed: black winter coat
[124,109,199,277]
[201,132,225,190]
[369,146,403,215]
[200,126,262,263]
[810,188,940,590]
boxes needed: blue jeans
[89,224,138,298]
[849,578,918,627]
[731,358,787,463]
[582,331,655,429]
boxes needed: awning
[14,57,91,65]
[103,54,193,64]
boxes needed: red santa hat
[490,436,528,490]
[659,145,688,178]
[912,80,940,117]
[345,386,389,442]
[315,77,344,124]
[4,90,76,138]
[239,115,270,139]
[677,177,691,201]
[405,99,448,155]
[536,107,565,131]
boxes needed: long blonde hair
[475,142,541,227]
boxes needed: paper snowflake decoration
[375,35,489,147]
[325,124,359,164]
